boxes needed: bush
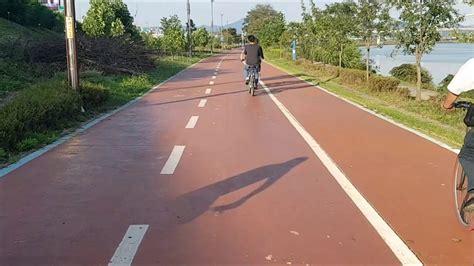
[81,81,110,108]
[339,68,367,87]
[0,148,6,162]
[439,74,454,89]
[15,132,57,152]
[302,60,339,78]
[389,64,433,84]
[369,75,400,92]
[0,81,82,152]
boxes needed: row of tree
[244,0,467,101]
[81,0,241,57]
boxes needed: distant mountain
[200,18,244,34]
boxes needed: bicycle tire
[454,159,471,226]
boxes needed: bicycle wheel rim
[454,160,470,226]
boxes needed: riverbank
[266,48,469,148]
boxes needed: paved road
[0,51,472,265]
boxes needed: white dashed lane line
[198,99,207,108]
[209,81,214,85]
[160,146,186,175]
[205,88,212,94]
[108,225,149,266]
[185,116,199,129]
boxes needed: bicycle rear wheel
[249,75,255,96]
[454,160,471,226]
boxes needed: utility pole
[187,0,192,58]
[210,0,214,54]
[64,0,79,91]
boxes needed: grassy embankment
[266,48,469,148]
[0,18,210,167]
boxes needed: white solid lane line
[205,88,212,94]
[108,225,149,266]
[198,99,207,108]
[160,146,186,175]
[185,116,199,129]
[260,80,422,266]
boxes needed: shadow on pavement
[169,157,307,224]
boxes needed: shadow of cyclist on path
[170,157,307,225]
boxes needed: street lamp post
[220,14,223,48]
[211,0,214,54]
[187,0,192,58]
[64,0,79,91]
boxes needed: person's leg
[255,64,260,82]
[459,129,474,194]
[243,65,249,83]
[459,129,474,213]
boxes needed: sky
[74,0,474,28]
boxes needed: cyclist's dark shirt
[244,44,264,66]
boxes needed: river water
[364,43,474,84]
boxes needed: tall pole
[64,0,79,91]
[210,0,214,54]
[220,14,223,47]
[187,0,192,58]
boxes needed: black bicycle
[453,101,472,227]
[247,65,258,96]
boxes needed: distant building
[39,0,61,11]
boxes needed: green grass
[0,54,209,167]
[266,49,467,148]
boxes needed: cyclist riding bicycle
[240,35,264,85]
[442,58,474,213]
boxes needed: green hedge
[369,75,400,92]
[0,81,82,152]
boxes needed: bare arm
[441,91,459,110]
[240,49,246,62]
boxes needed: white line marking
[212,76,217,79]
[209,81,214,85]
[0,56,210,179]
[205,88,212,94]
[161,146,186,175]
[185,116,199,129]
[265,61,459,154]
[198,99,207,108]
[108,225,149,266]
[260,80,422,266]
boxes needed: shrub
[339,68,367,87]
[0,148,6,162]
[0,81,82,152]
[389,64,433,84]
[81,81,110,108]
[439,74,454,90]
[369,75,400,92]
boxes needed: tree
[185,19,197,52]
[355,0,393,82]
[390,0,462,101]
[82,0,139,39]
[258,13,286,47]
[160,15,185,57]
[317,2,359,72]
[222,28,238,47]
[243,4,280,35]
[193,27,210,50]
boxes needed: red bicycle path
[0,50,471,265]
